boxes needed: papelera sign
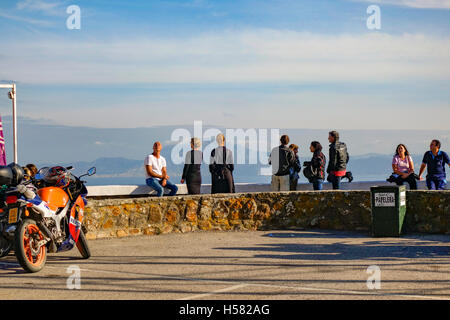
[374,193,395,207]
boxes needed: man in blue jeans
[145,141,178,197]
[418,139,450,190]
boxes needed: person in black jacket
[304,141,326,190]
[326,131,353,189]
[209,133,235,194]
[181,137,203,194]
[288,144,301,191]
[269,135,298,191]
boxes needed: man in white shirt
[145,141,178,197]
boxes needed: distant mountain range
[1,116,447,185]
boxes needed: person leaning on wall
[418,139,450,190]
[181,137,203,195]
[288,144,301,191]
[144,141,178,197]
[387,144,418,190]
[326,130,353,189]
[303,141,326,191]
[209,133,235,194]
[269,135,297,192]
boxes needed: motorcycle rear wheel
[76,229,91,259]
[14,219,47,273]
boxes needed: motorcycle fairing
[57,234,75,252]
[68,196,85,244]
[37,187,69,211]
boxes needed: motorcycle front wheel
[14,219,47,273]
[76,229,91,259]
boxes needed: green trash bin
[370,185,406,237]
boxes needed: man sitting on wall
[145,141,178,197]
[418,139,450,190]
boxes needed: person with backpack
[326,131,353,190]
[303,141,326,190]
[209,133,235,194]
[269,135,298,191]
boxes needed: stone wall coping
[86,180,431,197]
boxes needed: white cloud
[1,30,449,85]
[0,12,54,26]
[350,0,450,9]
[16,0,64,16]
[0,0,65,27]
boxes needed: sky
[0,0,449,132]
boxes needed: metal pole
[12,84,17,163]
[0,84,17,163]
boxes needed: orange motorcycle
[0,164,96,273]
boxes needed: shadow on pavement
[214,229,450,262]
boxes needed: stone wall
[83,190,449,239]
[404,191,449,234]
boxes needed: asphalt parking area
[0,229,449,300]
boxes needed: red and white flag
[0,115,6,165]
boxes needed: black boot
[345,171,353,183]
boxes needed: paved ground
[0,229,449,300]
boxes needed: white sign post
[0,83,18,163]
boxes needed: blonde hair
[216,133,225,145]
[191,137,202,149]
[289,144,299,150]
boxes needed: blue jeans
[146,178,178,197]
[328,173,342,190]
[312,178,324,190]
[426,176,447,190]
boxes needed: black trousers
[211,169,235,194]
[186,172,202,195]
[394,173,417,190]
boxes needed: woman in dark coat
[209,133,235,194]
[181,137,203,194]
[304,141,326,190]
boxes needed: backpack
[303,152,325,182]
[303,165,316,183]
[336,142,349,169]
